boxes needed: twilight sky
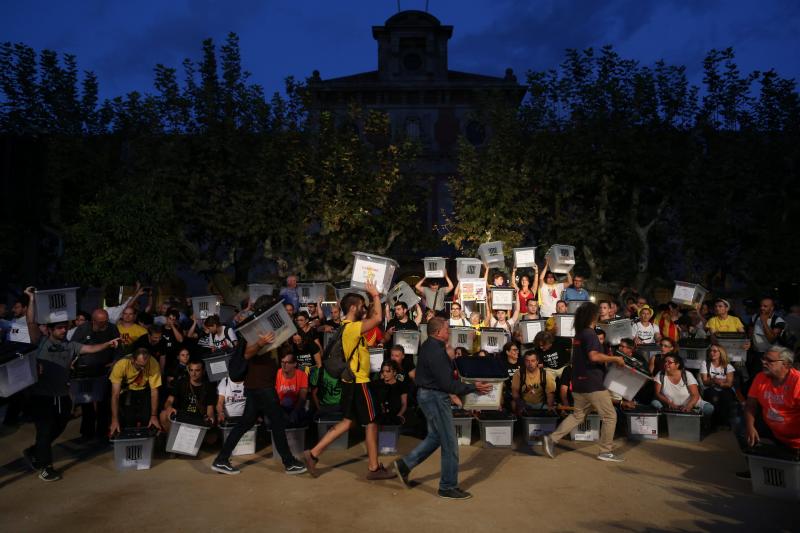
[2,0,798,99]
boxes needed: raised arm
[24,287,40,345]
[413,303,423,326]
[565,270,573,287]
[444,271,454,294]
[414,277,426,296]
[511,268,519,290]
[539,259,549,283]
[531,264,540,294]
[360,280,383,334]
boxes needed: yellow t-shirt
[341,320,370,384]
[110,356,162,391]
[706,315,744,334]
[117,323,147,347]
[511,368,556,405]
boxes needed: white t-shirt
[632,322,657,344]
[699,361,735,391]
[217,377,246,417]
[539,283,565,318]
[449,317,470,327]
[198,326,237,352]
[7,316,30,343]
[656,370,698,407]
[751,314,786,352]
[490,317,516,334]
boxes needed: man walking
[303,280,396,480]
[393,316,493,499]
[543,302,626,462]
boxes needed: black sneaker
[735,470,751,480]
[39,466,62,482]
[211,459,240,475]
[284,458,308,475]
[394,459,411,489]
[22,446,41,471]
[437,487,472,500]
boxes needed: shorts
[340,381,376,426]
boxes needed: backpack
[322,323,360,381]
[227,331,249,382]
[517,364,547,399]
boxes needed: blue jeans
[651,399,714,416]
[401,388,459,490]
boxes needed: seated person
[165,347,191,386]
[309,365,343,416]
[160,360,216,432]
[290,331,321,371]
[275,351,309,426]
[370,361,409,425]
[453,347,469,358]
[511,350,556,416]
[544,300,569,333]
[216,374,246,424]
[651,354,713,416]
[632,305,661,345]
[739,346,800,469]
[389,344,416,382]
[533,331,571,381]
[191,315,237,354]
[699,343,737,429]
[706,298,745,335]
[616,337,648,371]
[109,348,163,434]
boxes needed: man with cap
[706,299,745,335]
[23,307,120,481]
[632,305,661,345]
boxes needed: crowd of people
[1,258,799,495]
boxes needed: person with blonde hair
[699,343,736,428]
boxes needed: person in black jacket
[393,316,492,500]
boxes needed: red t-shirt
[517,289,534,314]
[275,369,309,408]
[747,368,800,448]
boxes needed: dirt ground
[0,416,795,533]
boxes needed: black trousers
[119,388,152,429]
[702,387,737,427]
[79,381,112,439]
[217,387,294,465]
[31,394,73,467]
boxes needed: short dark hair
[204,315,221,327]
[147,324,163,335]
[394,302,409,311]
[166,307,180,319]
[427,316,447,336]
[381,360,401,373]
[295,311,311,321]
[390,344,405,355]
[523,349,538,359]
[341,293,365,315]
[533,331,555,347]
[619,338,635,349]
[187,360,204,369]
[280,352,297,363]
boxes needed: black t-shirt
[537,337,572,370]
[387,318,419,332]
[170,380,216,415]
[131,335,169,363]
[160,325,184,364]
[560,365,574,405]
[298,326,320,345]
[371,379,409,417]
[70,323,120,372]
[292,340,321,370]
[571,328,606,393]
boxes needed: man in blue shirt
[278,275,300,311]
[564,274,589,302]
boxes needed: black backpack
[322,324,360,381]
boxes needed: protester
[632,305,661,345]
[303,280,395,480]
[275,351,310,425]
[543,302,625,462]
[371,360,409,424]
[216,375,246,423]
[538,260,572,317]
[131,324,169,370]
[290,329,321,371]
[385,302,422,344]
[511,350,556,415]
[651,354,714,416]
[192,315,237,354]
[448,302,470,327]
[23,316,119,481]
[165,347,191,385]
[415,273,454,312]
[737,345,800,478]
[511,267,539,314]
[211,297,307,474]
[564,274,589,302]
[706,299,745,334]
[160,360,216,433]
[116,306,148,351]
[393,317,493,499]
[657,302,682,342]
[279,275,300,311]
[748,297,785,377]
[649,337,677,375]
[699,344,737,428]
[533,331,571,382]
[109,348,163,435]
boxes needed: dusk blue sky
[3,0,798,99]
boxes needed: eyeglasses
[762,357,782,365]
[664,360,676,366]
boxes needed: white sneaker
[542,435,555,459]
[597,452,624,463]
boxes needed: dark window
[466,121,486,146]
